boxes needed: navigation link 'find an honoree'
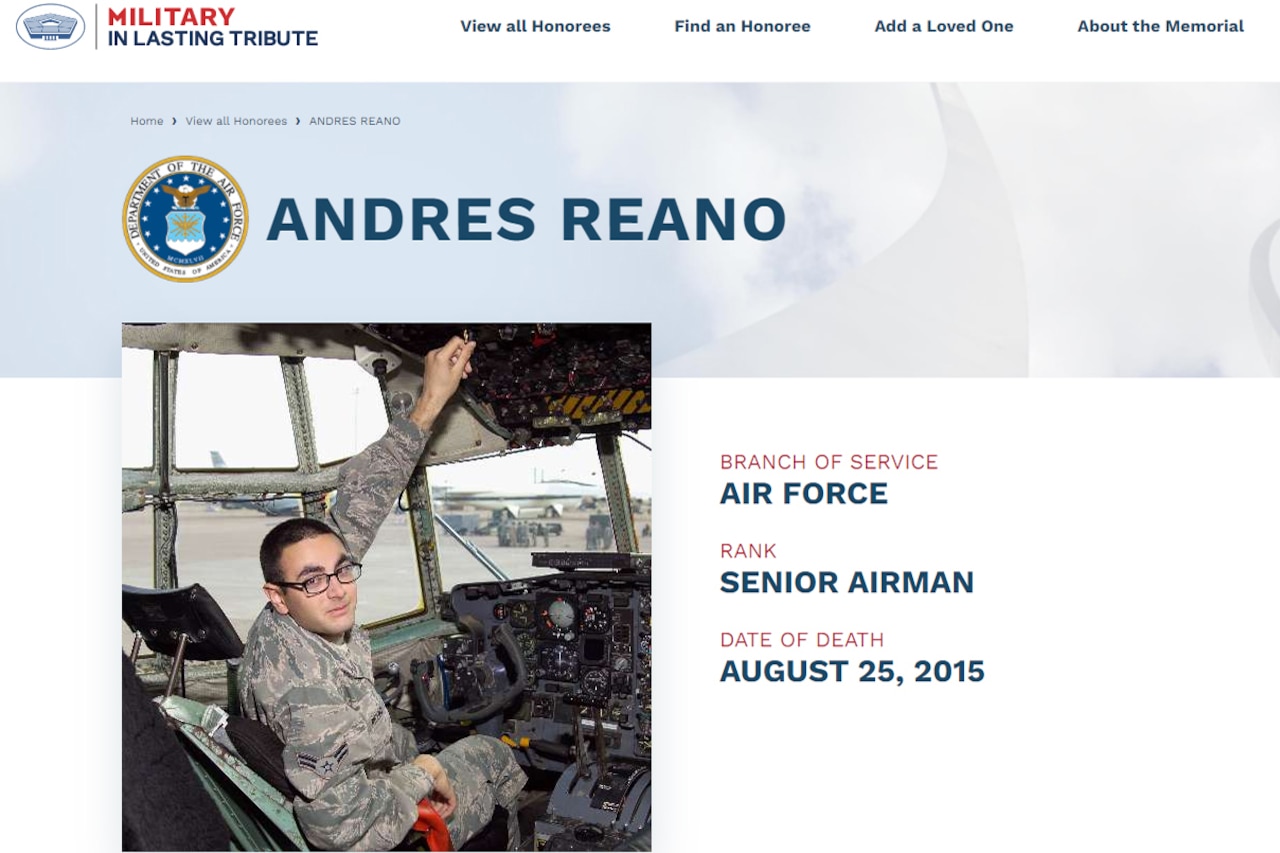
[15,4,85,49]
[123,156,247,282]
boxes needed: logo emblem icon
[123,157,248,282]
[16,4,85,49]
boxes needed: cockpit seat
[122,583,244,697]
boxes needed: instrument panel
[363,323,652,446]
[447,570,652,770]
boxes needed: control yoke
[412,619,527,725]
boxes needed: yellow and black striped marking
[546,388,651,421]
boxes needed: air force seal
[123,156,247,282]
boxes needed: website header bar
[3,1,1278,82]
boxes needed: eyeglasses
[276,563,363,596]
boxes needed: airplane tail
[210,451,227,468]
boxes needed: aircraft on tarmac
[435,474,606,518]
[207,451,304,517]
[121,322,652,852]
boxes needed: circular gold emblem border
[122,155,248,283]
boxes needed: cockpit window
[122,349,427,641]
[173,502,277,641]
[121,348,153,469]
[306,358,390,465]
[432,439,653,589]
[172,355,424,629]
[352,514,424,623]
[173,353,298,470]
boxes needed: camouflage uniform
[240,416,526,850]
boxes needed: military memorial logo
[16,4,85,49]
[123,156,247,282]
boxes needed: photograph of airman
[122,324,652,851]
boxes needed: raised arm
[329,337,476,560]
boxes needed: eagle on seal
[160,183,213,208]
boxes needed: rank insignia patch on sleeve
[297,742,349,779]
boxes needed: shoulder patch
[297,742,349,779]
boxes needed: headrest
[122,584,244,661]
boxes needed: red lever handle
[414,800,454,852]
